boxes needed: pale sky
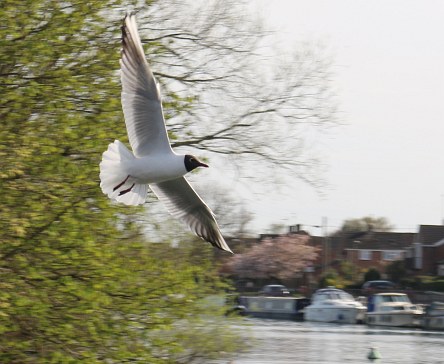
[230,0,444,235]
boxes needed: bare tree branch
[135,0,339,190]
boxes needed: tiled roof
[309,235,342,249]
[343,231,415,250]
[417,225,444,245]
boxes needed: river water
[224,318,444,364]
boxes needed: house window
[382,251,403,261]
[359,250,372,260]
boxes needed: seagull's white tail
[99,140,148,206]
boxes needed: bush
[385,260,406,283]
[401,276,444,292]
[318,270,344,288]
[364,268,381,282]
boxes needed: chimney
[289,224,301,233]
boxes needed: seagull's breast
[128,153,187,184]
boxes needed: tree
[339,260,355,283]
[135,0,338,188]
[0,1,240,362]
[364,268,382,282]
[385,260,406,283]
[225,235,318,281]
[334,216,394,235]
[318,270,341,288]
[318,261,359,289]
[194,183,254,237]
[1,0,337,361]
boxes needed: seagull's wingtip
[217,240,234,254]
[123,12,130,24]
[122,11,138,29]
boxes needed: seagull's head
[184,154,209,172]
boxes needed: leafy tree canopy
[385,261,406,283]
[334,216,394,236]
[0,1,241,362]
[364,268,382,282]
[1,0,337,361]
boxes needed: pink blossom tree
[225,234,318,281]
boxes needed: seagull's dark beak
[198,161,209,168]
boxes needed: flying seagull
[100,14,233,254]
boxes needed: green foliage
[385,260,406,283]
[338,260,354,282]
[318,270,343,288]
[364,268,381,282]
[401,276,444,292]
[336,216,394,235]
[0,1,240,362]
[317,261,365,289]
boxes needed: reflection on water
[218,318,444,364]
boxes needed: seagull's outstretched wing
[120,14,171,157]
[150,178,233,253]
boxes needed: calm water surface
[225,318,444,364]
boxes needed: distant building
[342,231,415,274]
[220,224,444,288]
[406,225,444,276]
[299,223,444,278]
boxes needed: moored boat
[366,292,423,327]
[237,296,310,320]
[422,301,444,330]
[304,287,366,324]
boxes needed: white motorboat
[366,292,423,327]
[422,301,444,330]
[304,287,366,324]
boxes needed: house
[315,225,444,278]
[288,225,416,278]
[220,224,444,291]
[342,231,415,274]
[406,225,444,276]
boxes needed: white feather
[99,140,147,205]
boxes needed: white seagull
[100,14,233,254]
